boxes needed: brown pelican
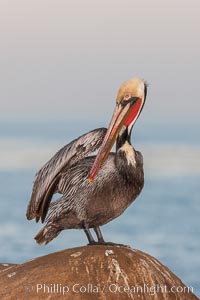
[26,78,147,245]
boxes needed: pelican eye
[124,93,131,100]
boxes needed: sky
[0,0,200,126]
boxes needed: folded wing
[26,128,107,223]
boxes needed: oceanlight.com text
[24,283,194,296]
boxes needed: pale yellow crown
[116,78,145,103]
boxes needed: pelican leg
[94,226,105,243]
[82,221,96,244]
[94,226,131,248]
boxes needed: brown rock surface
[0,246,198,300]
[0,264,17,272]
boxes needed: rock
[0,246,198,300]
[0,264,17,272]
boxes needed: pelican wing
[26,128,106,222]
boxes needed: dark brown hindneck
[116,126,131,151]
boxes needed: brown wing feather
[36,173,61,223]
[26,128,107,222]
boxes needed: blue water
[0,122,199,297]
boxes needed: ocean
[0,121,199,296]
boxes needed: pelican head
[89,78,147,181]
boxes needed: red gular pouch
[124,98,143,126]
